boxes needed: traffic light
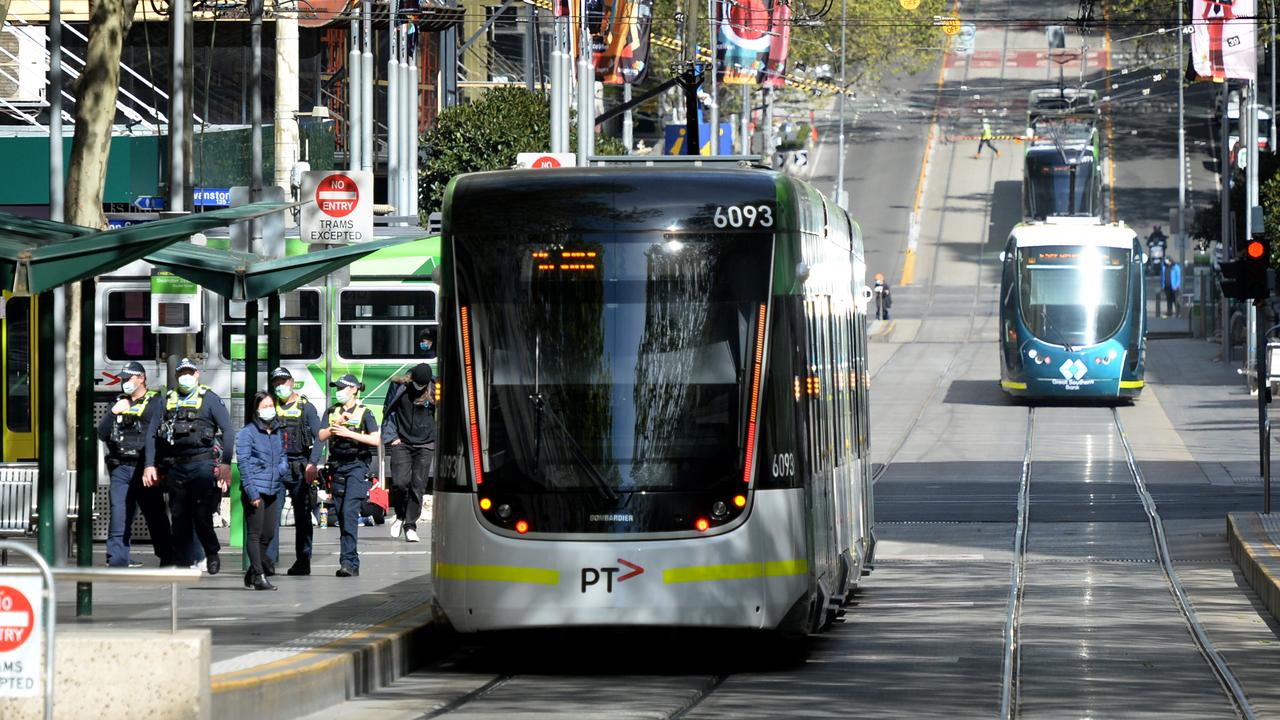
[1220,235,1273,300]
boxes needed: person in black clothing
[145,357,235,575]
[98,361,174,567]
[418,328,437,360]
[266,367,324,576]
[318,374,380,577]
[384,363,436,543]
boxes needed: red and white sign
[516,152,577,169]
[301,170,373,245]
[315,173,360,218]
[0,578,41,697]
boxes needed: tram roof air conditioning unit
[0,26,48,104]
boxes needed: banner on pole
[1191,0,1257,81]
[716,0,791,86]
[566,0,655,85]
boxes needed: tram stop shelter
[0,203,423,614]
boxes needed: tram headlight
[1027,348,1038,360]
[712,501,728,519]
[496,503,513,520]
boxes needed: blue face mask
[419,342,431,351]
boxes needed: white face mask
[258,407,277,422]
[122,380,139,395]
[412,381,427,392]
[177,374,198,391]
[336,389,353,405]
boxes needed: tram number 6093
[713,204,774,229]
[771,453,795,478]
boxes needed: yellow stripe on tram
[1119,380,1145,389]
[1000,380,1027,391]
[663,560,809,584]
[434,562,560,585]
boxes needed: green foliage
[1195,152,1280,266]
[419,87,624,217]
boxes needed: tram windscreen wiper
[1038,308,1075,353]
[526,392,619,501]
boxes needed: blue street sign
[107,217,159,229]
[193,188,231,207]
[132,195,165,211]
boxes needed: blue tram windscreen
[1017,244,1131,347]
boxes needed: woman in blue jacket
[237,391,288,590]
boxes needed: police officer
[384,363,436,543]
[145,358,235,574]
[98,362,174,567]
[318,374,380,577]
[267,367,324,576]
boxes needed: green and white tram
[432,166,874,634]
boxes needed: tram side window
[338,289,438,360]
[804,302,822,472]
[105,290,157,361]
[221,290,324,361]
[759,296,800,490]
[5,297,31,432]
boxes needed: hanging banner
[1191,0,1257,81]
[566,0,654,84]
[760,1,791,88]
[717,0,773,85]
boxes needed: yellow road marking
[663,559,809,584]
[434,562,560,585]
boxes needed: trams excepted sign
[0,578,41,696]
[300,170,373,244]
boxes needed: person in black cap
[417,328,437,360]
[383,363,436,543]
[318,374,380,577]
[145,357,235,574]
[98,362,174,567]
[266,366,324,576]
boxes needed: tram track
[998,407,1257,720]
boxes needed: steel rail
[998,407,1034,720]
[1111,409,1257,720]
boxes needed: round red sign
[530,156,562,169]
[0,585,34,653]
[315,174,360,219]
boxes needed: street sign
[954,23,977,56]
[0,578,41,697]
[899,0,920,9]
[516,152,577,169]
[150,272,202,334]
[941,17,962,36]
[301,170,373,245]
[133,195,165,211]
[193,187,232,207]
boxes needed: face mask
[258,407,277,422]
[336,389,353,405]
[274,384,292,400]
[412,382,427,392]
[177,374,198,391]
[419,342,431,351]
[122,380,138,395]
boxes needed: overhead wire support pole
[707,0,717,155]
[1177,0,1186,267]
[835,0,847,207]
[349,17,361,171]
[362,0,374,175]
[575,0,593,164]
[169,0,186,212]
[251,0,264,248]
[388,6,400,217]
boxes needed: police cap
[176,357,199,373]
[270,366,294,382]
[331,373,364,391]
[119,361,146,378]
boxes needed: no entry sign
[516,152,576,169]
[301,170,373,245]
[0,578,41,697]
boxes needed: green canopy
[145,234,429,301]
[0,202,294,295]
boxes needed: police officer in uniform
[145,358,235,574]
[266,367,324,576]
[98,362,174,567]
[318,374,380,577]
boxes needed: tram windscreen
[1017,244,1131,347]
[1026,155,1095,218]
[455,232,772,506]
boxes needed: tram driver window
[338,288,438,360]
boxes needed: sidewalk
[1227,512,1280,626]
[2,516,439,718]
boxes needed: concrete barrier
[0,629,210,720]
[1227,512,1280,625]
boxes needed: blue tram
[999,218,1146,400]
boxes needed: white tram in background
[432,165,874,634]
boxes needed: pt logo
[580,559,644,593]
[1059,358,1088,381]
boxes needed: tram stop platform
[0,517,439,720]
[1228,512,1280,628]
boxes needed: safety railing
[0,564,200,633]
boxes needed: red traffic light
[1247,240,1266,259]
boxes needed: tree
[62,0,141,473]
[419,87,625,215]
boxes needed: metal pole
[409,32,420,218]
[36,292,55,564]
[349,19,361,171]
[707,0,718,155]
[362,0,374,175]
[576,0,593,164]
[763,86,774,166]
[1249,80,1260,389]
[49,0,62,221]
[250,0,264,248]
[550,15,564,153]
[835,0,847,203]
[623,82,633,152]
[1259,297,1271,513]
[741,84,750,154]
[75,278,95,616]
[169,0,186,211]
[1222,85,1233,363]
[1272,0,1277,152]
[525,3,536,92]
[388,11,400,215]
[274,5,300,228]
[1178,0,1187,265]
[402,29,412,218]
[267,293,281,373]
